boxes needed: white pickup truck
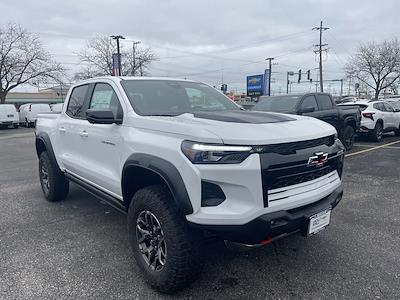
[35,76,345,293]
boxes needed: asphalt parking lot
[0,128,399,299]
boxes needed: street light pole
[111,35,125,76]
[286,71,294,94]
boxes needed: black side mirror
[299,106,315,114]
[86,109,122,125]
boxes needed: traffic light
[307,70,311,80]
[298,69,302,83]
[221,84,227,93]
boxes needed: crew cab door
[77,82,125,196]
[315,94,340,132]
[56,84,91,174]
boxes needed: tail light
[362,112,374,120]
[29,104,32,112]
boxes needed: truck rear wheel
[39,151,69,202]
[342,125,355,150]
[127,185,203,293]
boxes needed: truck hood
[130,110,337,145]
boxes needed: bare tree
[346,39,400,100]
[77,36,156,79]
[0,23,64,103]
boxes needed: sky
[1,0,399,95]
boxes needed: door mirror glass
[86,109,122,124]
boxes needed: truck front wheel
[127,185,203,293]
[39,151,69,202]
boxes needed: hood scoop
[193,110,296,124]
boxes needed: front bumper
[191,186,343,245]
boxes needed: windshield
[121,80,239,116]
[252,96,300,113]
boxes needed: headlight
[181,141,253,164]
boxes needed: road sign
[247,74,264,97]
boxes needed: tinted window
[383,102,394,112]
[66,84,89,118]
[300,95,318,111]
[317,95,333,110]
[390,101,400,110]
[89,83,123,118]
[252,96,299,113]
[373,102,385,111]
[121,80,239,116]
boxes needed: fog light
[201,181,226,207]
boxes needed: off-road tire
[395,125,400,136]
[370,122,383,142]
[342,125,355,150]
[39,151,69,202]
[127,185,203,293]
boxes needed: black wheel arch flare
[122,153,193,216]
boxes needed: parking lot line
[346,140,400,158]
[0,132,34,141]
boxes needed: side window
[374,103,385,111]
[383,103,394,112]
[300,95,318,112]
[317,95,334,110]
[66,84,89,118]
[89,83,123,118]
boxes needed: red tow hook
[261,236,273,245]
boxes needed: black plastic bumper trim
[190,186,343,245]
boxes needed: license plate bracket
[308,208,331,235]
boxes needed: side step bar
[65,172,127,215]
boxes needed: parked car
[50,103,64,113]
[338,100,400,141]
[19,103,51,127]
[252,93,361,150]
[35,77,345,293]
[0,104,19,128]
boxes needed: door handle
[79,131,89,138]
[58,127,66,133]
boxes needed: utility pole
[131,40,141,76]
[340,79,343,96]
[110,35,125,76]
[312,21,329,92]
[266,57,274,96]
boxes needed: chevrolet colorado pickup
[252,93,361,150]
[35,77,345,293]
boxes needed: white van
[0,104,19,128]
[19,103,51,127]
[50,103,64,113]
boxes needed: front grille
[255,135,335,155]
[268,165,333,190]
[261,152,343,207]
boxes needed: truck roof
[76,76,199,85]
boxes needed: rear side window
[66,84,89,118]
[301,95,318,111]
[317,95,333,110]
